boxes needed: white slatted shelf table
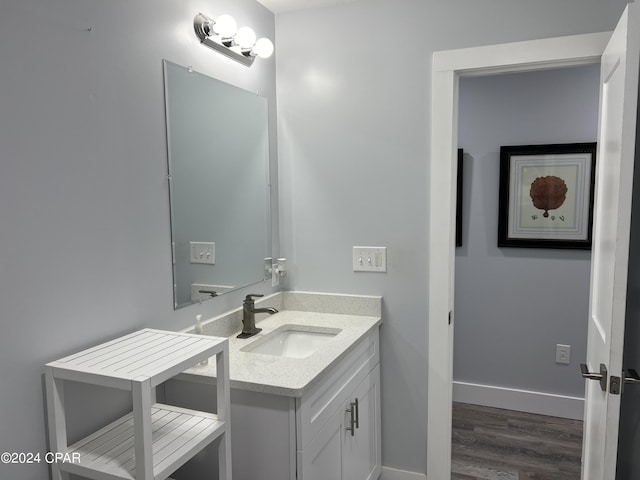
[45,328,231,480]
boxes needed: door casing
[426,31,611,480]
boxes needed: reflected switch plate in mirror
[190,242,215,264]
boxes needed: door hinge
[448,311,452,325]
[610,375,621,395]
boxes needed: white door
[581,3,640,479]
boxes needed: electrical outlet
[556,344,571,365]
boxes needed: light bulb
[213,14,237,38]
[235,26,257,49]
[252,38,274,59]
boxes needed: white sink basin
[241,324,341,359]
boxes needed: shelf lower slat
[59,404,226,480]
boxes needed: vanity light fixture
[194,13,274,67]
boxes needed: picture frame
[497,142,596,249]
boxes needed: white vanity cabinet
[169,298,382,480]
[45,329,231,480]
[168,326,381,480]
[296,328,381,480]
[300,365,380,480]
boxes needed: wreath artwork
[529,175,568,218]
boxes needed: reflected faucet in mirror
[198,289,218,298]
[237,294,278,339]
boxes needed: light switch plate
[190,242,215,264]
[353,246,387,272]
[556,344,571,365]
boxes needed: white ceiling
[256,0,357,14]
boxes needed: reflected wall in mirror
[163,60,272,309]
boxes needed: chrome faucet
[237,294,278,339]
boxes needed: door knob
[581,363,608,392]
[621,368,640,393]
[623,368,640,384]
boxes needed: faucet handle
[244,293,264,302]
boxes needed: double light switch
[190,242,215,264]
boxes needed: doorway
[450,65,599,478]
[426,32,611,480]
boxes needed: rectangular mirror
[163,60,272,309]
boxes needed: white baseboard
[453,381,584,420]
[380,466,427,480]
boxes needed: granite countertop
[177,291,382,397]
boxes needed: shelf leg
[216,345,232,480]
[133,376,153,480]
[45,367,69,480]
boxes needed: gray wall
[275,0,627,474]
[454,65,599,399]
[0,0,633,479]
[0,1,277,479]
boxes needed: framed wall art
[497,142,596,249]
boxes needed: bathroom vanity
[168,291,382,480]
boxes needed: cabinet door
[300,403,345,480]
[343,365,381,480]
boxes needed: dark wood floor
[451,402,583,480]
